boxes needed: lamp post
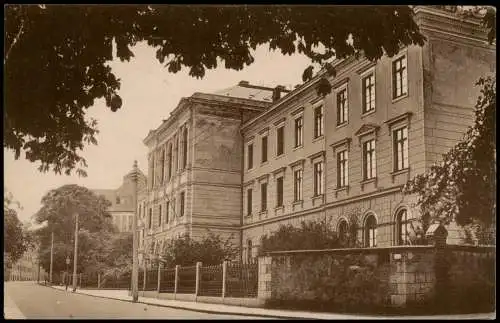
[131,160,140,302]
[72,212,79,292]
[49,231,54,285]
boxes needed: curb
[42,284,308,320]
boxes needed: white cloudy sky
[4,41,312,224]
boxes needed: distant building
[138,6,495,263]
[93,169,146,233]
[6,246,46,282]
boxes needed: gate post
[174,265,180,298]
[157,263,162,297]
[222,261,227,299]
[195,262,202,299]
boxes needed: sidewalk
[45,284,495,320]
[4,289,26,319]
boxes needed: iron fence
[199,264,223,297]
[145,269,157,291]
[80,272,99,288]
[225,261,258,298]
[159,268,176,293]
[177,265,196,294]
[100,273,131,289]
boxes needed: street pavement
[3,281,270,319]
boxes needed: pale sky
[4,41,312,224]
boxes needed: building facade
[240,6,495,261]
[5,247,46,282]
[139,82,289,260]
[93,169,147,233]
[138,6,495,263]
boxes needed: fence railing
[199,264,223,297]
[225,261,258,298]
[145,269,157,291]
[177,265,197,294]
[159,268,176,293]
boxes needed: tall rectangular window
[158,204,162,226]
[294,117,303,148]
[276,176,284,207]
[276,126,284,156]
[337,88,348,125]
[392,55,408,99]
[314,105,323,138]
[261,136,268,163]
[261,183,267,212]
[393,127,409,171]
[148,208,152,229]
[363,139,376,180]
[180,192,185,217]
[362,73,376,113]
[294,169,303,201]
[313,161,324,196]
[182,128,188,169]
[337,150,349,188]
[247,143,253,170]
[172,199,176,219]
[247,188,253,216]
[166,201,170,224]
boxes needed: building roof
[213,81,277,102]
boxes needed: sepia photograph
[3,4,496,320]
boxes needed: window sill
[275,153,285,160]
[391,93,408,104]
[292,200,303,209]
[361,110,376,118]
[259,210,268,218]
[261,160,269,166]
[390,168,410,183]
[334,186,350,198]
[312,194,325,206]
[312,135,324,143]
[275,205,284,211]
[336,122,348,129]
[292,145,303,152]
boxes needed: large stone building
[93,169,147,233]
[139,6,495,263]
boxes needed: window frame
[392,52,408,101]
[337,149,349,188]
[364,213,378,247]
[361,69,376,115]
[246,188,253,216]
[293,168,303,202]
[276,176,284,207]
[276,125,285,156]
[313,104,324,139]
[313,161,324,197]
[294,116,304,148]
[260,182,268,212]
[336,84,349,126]
[393,126,409,172]
[247,142,254,170]
[362,139,377,181]
[180,192,185,217]
[261,135,268,163]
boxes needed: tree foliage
[259,219,358,255]
[4,191,29,267]
[4,5,429,176]
[159,233,238,267]
[404,77,496,244]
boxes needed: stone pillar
[222,261,227,299]
[157,263,162,296]
[257,256,272,302]
[195,262,202,298]
[174,265,180,297]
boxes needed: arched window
[247,240,253,264]
[182,128,188,170]
[396,209,410,245]
[338,219,349,243]
[167,143,173,180]
[364,214,377,247]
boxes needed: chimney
[239,80,250,86]
[272,85,286,102]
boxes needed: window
[314,105,323,138]
[180,192,185,217]
[158,204,162,226]
[293,169,303,201]
[148,208,152,229]
[172,199,176,219]
[260,183,267,212]
[338,220,348,242]
[337,88,348,125]
[393,127,409,171]
[175,135,180,171]
[362,73,376,113]
[276,126,284,156]
[115,196,120,204]
[363,139,376,180]
[294,117,303,148]
[364,214,377,247]
[165,201,170,224]
[167,144,173,181]
[247,143,254,170]
[261,136,268,163]
[392,55,408,99]
[182,128,188,169]
[396,209,410,245]
[247,188,253,216]
[276,176,284,207]
[151,157,156,187]
[160,149,165,183]
[313,161,324,196]
[337,150,349,188]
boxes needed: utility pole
[131,160,139,302]
[72,212,79,292]
[49,231,54,285]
